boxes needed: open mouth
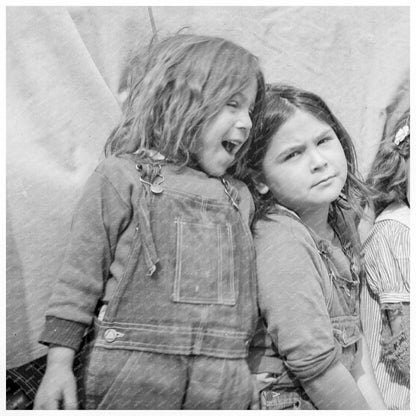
[222,139,241,156]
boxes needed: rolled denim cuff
[286,344,340,382]
[39,316,87,351]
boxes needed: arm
[302,337,387,409]
[363,221,410,377]
[255,217,374,409]
[40,158,134,344]
[36,158,136,407]
[381,302,410,376]
[302,361,369,409]
[350,336,387,409]
[386,305,405,335]
[34,346,77,410]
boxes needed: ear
[254,177,270,195]
[256,183,270,195]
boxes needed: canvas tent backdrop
[6,6,409,370]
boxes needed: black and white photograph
[5,3,411,410]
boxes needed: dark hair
[236,83,370,224]
[367,109,410,217]
[104,33,265,170]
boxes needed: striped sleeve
[362,220,409,304]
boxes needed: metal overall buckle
[136,163,165,194]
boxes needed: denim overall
[252,207,361,410]
[83,155,258,409]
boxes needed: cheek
[267,174,298,202]
[333,144,348,179]
[340,155,348,181]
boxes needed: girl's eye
[227,100,238,108]
[318,136,332,145]
[285,151,300,161]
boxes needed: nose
[309,149,328,171]
[235,108,253,134]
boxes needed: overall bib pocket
[332,317,361,370]
[172,218,236,305]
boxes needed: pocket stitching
[172,218,236,305]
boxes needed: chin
[207,167,227,177]
[319,188,343,204]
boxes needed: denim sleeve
[255,216,339,382]
[39,157,133,349]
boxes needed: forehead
[273,109,331,145]
[233,76,258,100]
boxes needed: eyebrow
[276,144,303,160]
[315,128,335,141]
[228,93,255,114]
[276,128,335,159]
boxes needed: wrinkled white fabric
[6,6,409,368]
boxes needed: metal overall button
[104,328,125,343]
[138,173,165,194]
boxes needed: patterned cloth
[361,202,410,410]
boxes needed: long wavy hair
[236,83,370,225]
[367,109,410,217]
[104,33,265,170]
